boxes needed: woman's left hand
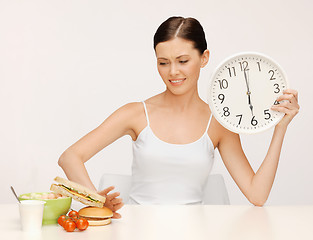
[98,186,124,219]
[271,89,300,127]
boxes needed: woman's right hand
[98,186,124,219]
[271,89,299,128]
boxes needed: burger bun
[78,206,113,226]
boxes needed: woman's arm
[217,89,299,206]
[58,102,142,217]
[58,102,140,187]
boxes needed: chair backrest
[98,173,230,205]
[98,173,132,203]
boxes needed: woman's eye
[159,62,168,65]
[179,60,188,64]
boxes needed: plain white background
[0,0,312,205]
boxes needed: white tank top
[129,101,214,204]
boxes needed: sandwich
[78,206,113,226]
[50,176,106,208]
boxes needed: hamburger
[78,206,113,226]
[50,176,106,208]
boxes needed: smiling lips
[169,78,186,86]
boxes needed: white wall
[1,0,312,205]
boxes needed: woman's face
[155,37,209,96]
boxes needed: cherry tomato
[71,215,79,223]
[68,210,79,218]
[76,218,89,231]
[57,215,67,227]
[63,219,76,232]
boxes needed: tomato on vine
[63,219,76,232]
[76,218,89,231]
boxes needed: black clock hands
[244,69,254,116]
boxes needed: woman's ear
[201,50,210,68]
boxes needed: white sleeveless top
[129,102,215,204]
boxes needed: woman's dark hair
[153,16,207,54]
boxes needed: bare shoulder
[209,115,240,148]
[144,93,163,106]
[207,101,239,148]
[114,102,147,140]
[118,102,144,114]
[114,102,145,125]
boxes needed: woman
[58,17,299,218]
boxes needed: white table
[1,204,313,240]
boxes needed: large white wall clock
[208,52,289,134]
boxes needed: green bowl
[19,192,72,225]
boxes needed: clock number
[264,109,271,120]
[218,79,228,89]
[274,100,280,105]
[257,62,261,71]
[236,114,242,125]
[274,83,280,93]
[251,116,258,126]
[223,107,230,117]
[269,70,276,80]
[226,67,236,77]
[218,94,225,104]
[239,61,249,71]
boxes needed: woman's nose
[169,63,180,76]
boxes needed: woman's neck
[162,88,202,112]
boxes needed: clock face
[208,52,289,134]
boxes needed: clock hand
[244,69,254,116]
[243,69,250,92]
[248,94,254,116]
